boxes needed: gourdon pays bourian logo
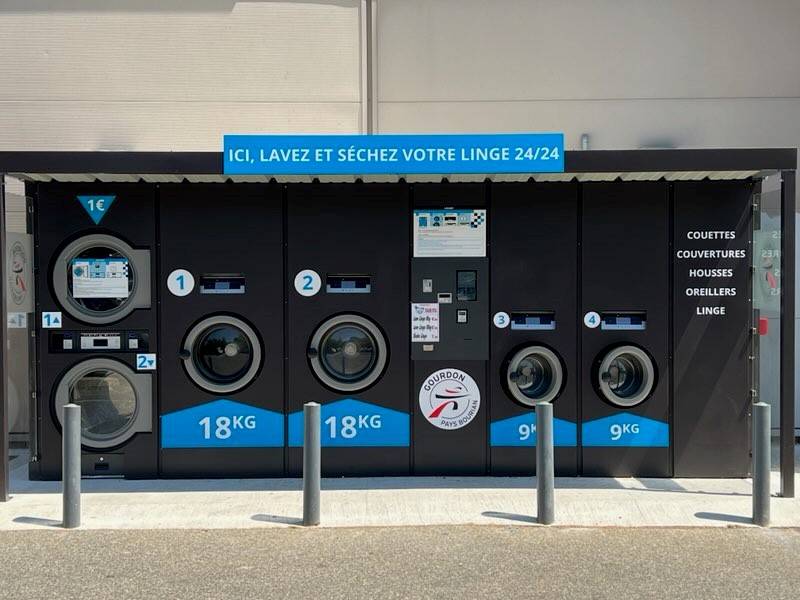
[419,368,480,430]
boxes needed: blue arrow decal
[582,413,669,447]
[77,195,116,224]
[490,412,577,447]
[161,398,283,448]
[288,398,409,447]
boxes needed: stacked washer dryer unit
[411,184,489,475]
[489,183,579,475]
[580,182,671,477]
[32,184,158,479]
[286,184,410,476]
[158,184,285,477]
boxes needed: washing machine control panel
[49,330,150,353]
[411,259,489,360]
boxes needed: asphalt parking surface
[1,526,799,599]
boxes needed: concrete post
[752,401,770,527]
[536,402,555,525]
[62,403,81,528]
[303,402,321,526]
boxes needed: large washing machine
[286,183,410,476]
[580,182,671,477]
[411,183,489,475]
[32,183,158,479]
[158,184,284,477]
[488,182,579,475]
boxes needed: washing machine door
[54,358,152,449]
[506,345,564,406]
[52,234,151,325]
[182,315,262,394]
[308,314,388,393]
[596,345,656,407]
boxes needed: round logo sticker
[583,311,601,329]
[167,269,195,297]
[419,368,481,430]
[492,311,510,329]
[294,269,321,297]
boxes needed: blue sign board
[77,195,115,224]
[288,398,409,447]
[582,413,669,447]
[490,413,577,447]
[161,399,284,448]
[224,133,564,175]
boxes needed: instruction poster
[411,303,440,343]
[71,258,130,298]
[413,209,487,257]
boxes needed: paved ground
[2,445,798,530]
[1,526,798,599]
[3,450,800,529]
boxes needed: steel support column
[0,174,9,502]
[780,169,796,498]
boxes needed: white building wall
[376,0,800,151]
[0,1,364,151]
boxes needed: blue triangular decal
[77,195,116,224]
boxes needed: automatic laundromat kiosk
[0,138,795,499]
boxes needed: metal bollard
[536,402,555,525]
[303,402,321,526]
[62,403,81,529]
[752,402,771,527]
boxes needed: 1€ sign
[77,195,116,225]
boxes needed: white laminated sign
[71,258,130,298]
[413,209,487,257]
[411,303,440,343]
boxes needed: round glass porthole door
[52,234,151,325]
[506,346,564,406]
[596,345,656,408]
[54,358,152,450]
[182,315,262,394]
[308,314,388,393]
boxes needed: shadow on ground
[481,511,538,524]
[694,512,752,525]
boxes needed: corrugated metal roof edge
[7,171,762,183]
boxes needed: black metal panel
[286,183,410,476]
[489,182,579,476]
[411,183,488,474]
[580,182,671,477]
[410,258,489,361]
[0,148,796,176]
[413,361,487,474]
[564,149,797,174]
[672,181,753,477]
[0,152,222,175]
[32,183,158,480]
[158,184,284,477]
